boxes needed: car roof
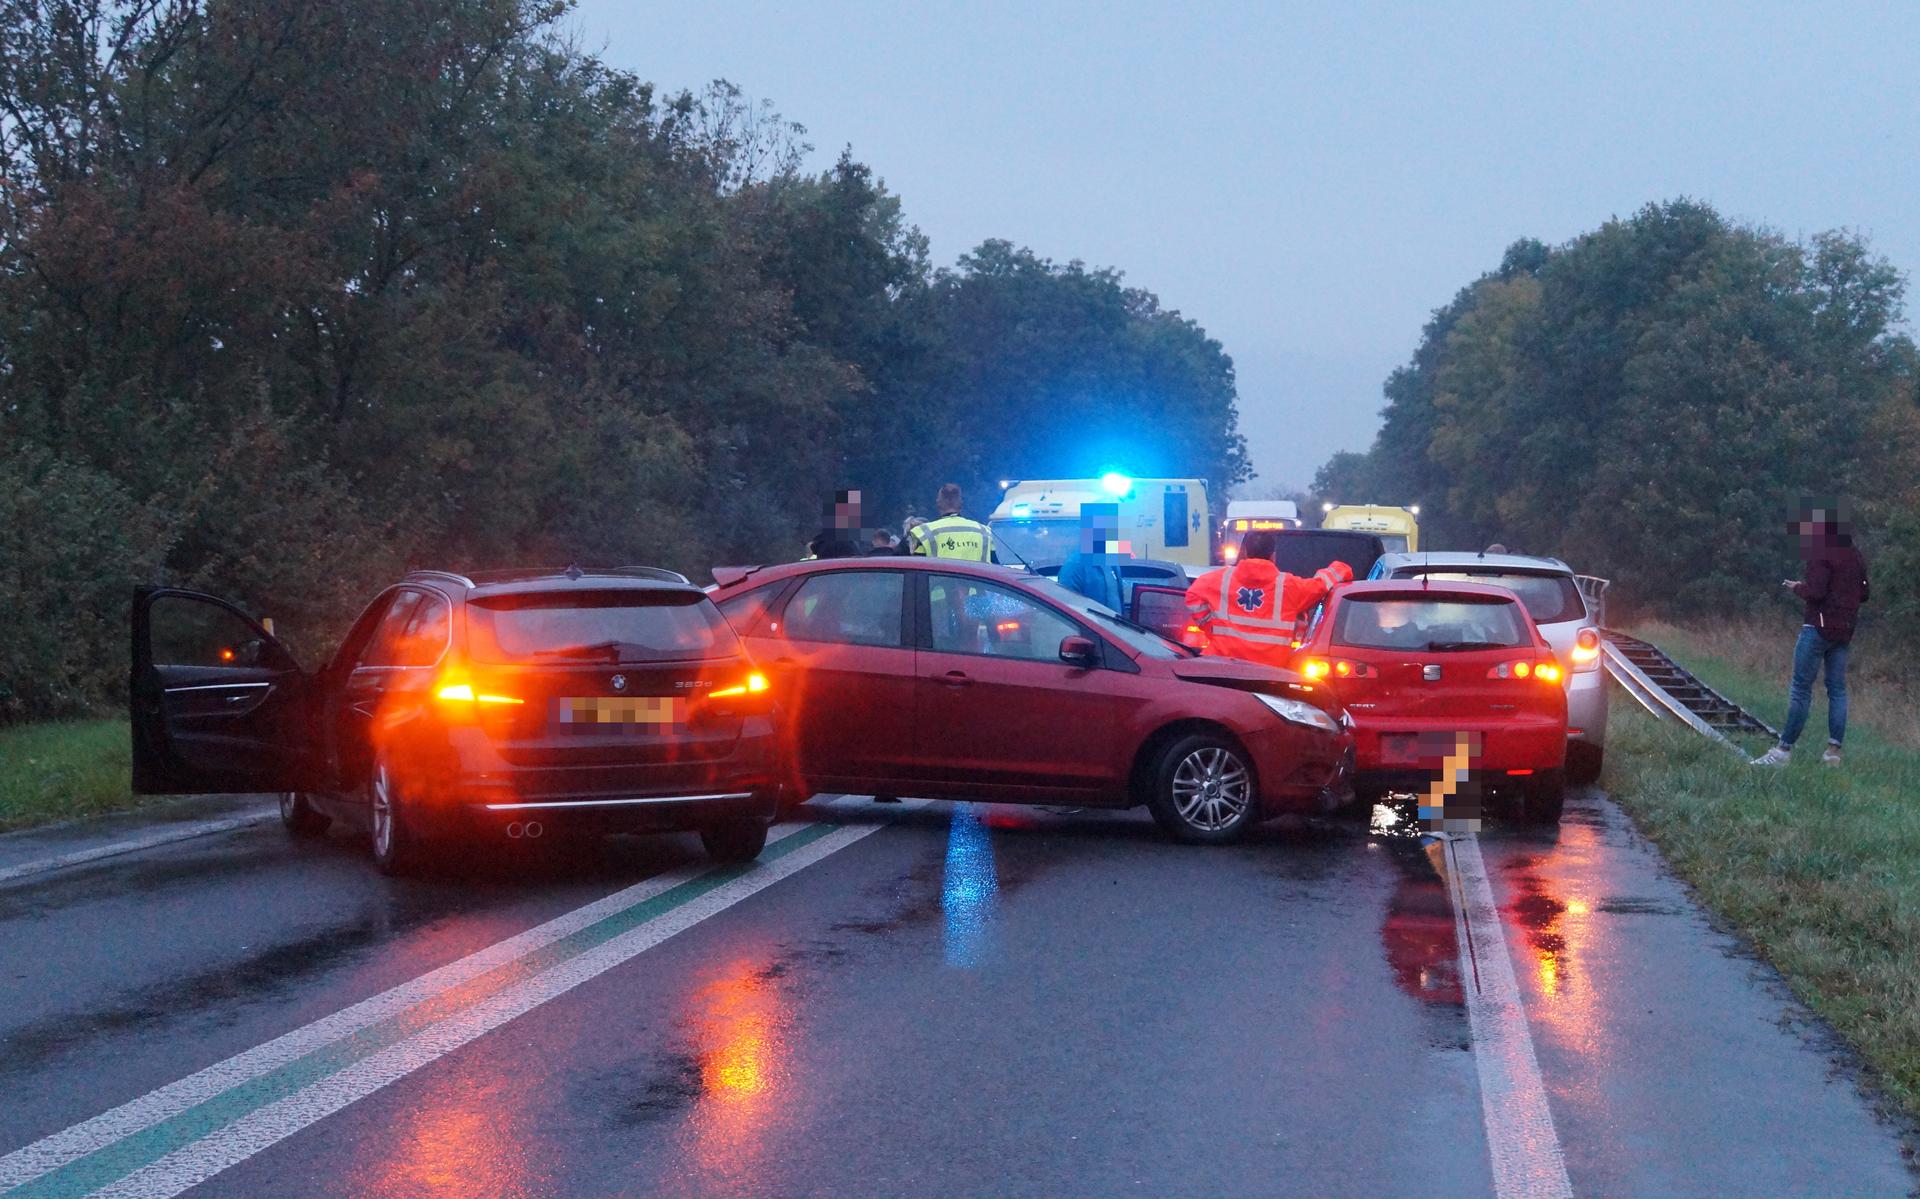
[710,556,1040,591]
[1375,551,1573,574]
[403,566,702,600]
[1335,579,1530,602]
[1278,527,1384,544]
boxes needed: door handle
[937,671,972,687]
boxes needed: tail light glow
[1302,658,1331,680]
[1572,628,1601,671]
[434,682,523,705]
[1488,660,1564,684]
[708,672,770,700]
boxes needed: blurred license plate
[558,697,682,726]
[1379,734,1420,765]
[1380,731,1473,766]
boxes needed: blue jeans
[1780,624,1850,749]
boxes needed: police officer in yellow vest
[906,483,996,562]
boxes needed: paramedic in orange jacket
[1184,530,1353,669]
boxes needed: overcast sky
[568,1,1919,492]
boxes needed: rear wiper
[1426,640,1505,652]
[531,641,627,662]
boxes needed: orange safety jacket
[1183,558,1353,669]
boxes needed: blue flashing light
[1099,472,1133,497]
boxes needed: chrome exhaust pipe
[506,822,524,839]
[523,821,543,839]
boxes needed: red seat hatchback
[1291,580,1568,821]
[708,557,1355,843]
[130,568,782,873]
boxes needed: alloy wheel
[1170,746,1251,832]
[371,763,393,858]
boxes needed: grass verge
[1607,625,1920,1121]
[0,719,138,833]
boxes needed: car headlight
[1254,693,1341,734]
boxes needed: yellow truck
[1320,503,1420,554]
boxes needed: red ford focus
[708,557,1355,844]
[1291,580,1568,821]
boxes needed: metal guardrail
[1573,574,1609,629]
[1600,628,1780,756]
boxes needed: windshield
[1334,594,1528,651]
[1378,535,1409,554]
[990,518,1078,569]
[1023,577,1187,659]
[1395,570,1585,624]
[466,590,737,663]
[1271,531,1382,579]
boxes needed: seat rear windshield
[466,590,737,663]
[1334,594,1529,651]
[1395,570,1585,624]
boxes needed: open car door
[1129,585,1199,647]
[131,588,322,794]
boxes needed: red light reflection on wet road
[366,1085,540,1199]
[683,958,793,1194]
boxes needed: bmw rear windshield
[465,590,738,663]
[1390,569,1585,624]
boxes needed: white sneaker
[1751,746,1792,767]
[1822,745,1842,767]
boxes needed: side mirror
[1058,635,1097,667]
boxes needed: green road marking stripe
[6,821,840,1199]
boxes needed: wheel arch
[1127,719,1257,806]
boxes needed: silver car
[1370,551,1608,783]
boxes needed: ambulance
[1320,503,1420,554]
[988,475,1212,571]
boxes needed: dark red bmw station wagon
[130,567,782,873]
[708,557,1355,843]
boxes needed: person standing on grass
[1753,507,1870,768]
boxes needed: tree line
[0,0,1249,722]
[1315,199,1918,654]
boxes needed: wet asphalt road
[1,792,1913,1198]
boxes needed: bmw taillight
[431,664,524,726]
[703,670,772,717]
[1571,628,1601,671]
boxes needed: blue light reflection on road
[942,804,999,968]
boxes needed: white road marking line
[1444,833,1575,1199]
[0,799,914,1192]
[0,810,278,887]
[87,820,890,1199]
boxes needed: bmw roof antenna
[563,562,584,580]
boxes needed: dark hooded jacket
[1791,524,1870,644]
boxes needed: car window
[928,575,1081,662]
[1026,576,1183,660]
[394,594,451,667]
[357,591,424,668]
[1397,570,1585,624]
[466,590,736,663]
[782,572,905,648]
[149,594,286,669]
[1334,594,1529,650]
[1272,532,1382,580]
[716,582,786,638]
[1130,586,1189,642]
